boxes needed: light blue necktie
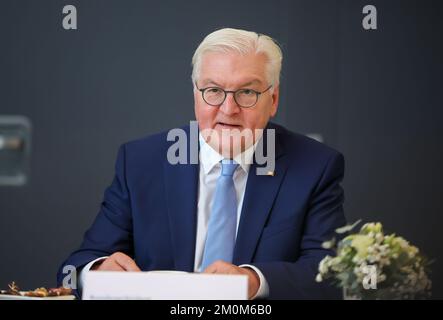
[201,159,239,271]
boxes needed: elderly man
[57,28,346,299]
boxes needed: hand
[91,252,141,272]
[203,260,260,299]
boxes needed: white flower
[378,273,387,283]
[319,258,329,274]
[375,232,384,243]
[322,239,335,249]
[316,221,432,298]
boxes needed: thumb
[114,253,141,272]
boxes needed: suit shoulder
[119,124,190,162]
[124,124,189,151]
[271,122,343,161]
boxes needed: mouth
[215,122,242,130]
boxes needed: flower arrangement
[316,221,432,299]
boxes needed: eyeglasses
[195,82,273,108]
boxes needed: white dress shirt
[194,135,269,299]
[80,134,269,299]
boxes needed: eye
[239,89,255,96]
[206,87,222,94]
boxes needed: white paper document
[82,271,248,300]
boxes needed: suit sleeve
[56,144,134,294]
[252,152,347,299]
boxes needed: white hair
[191,28,283,87]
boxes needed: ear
[269,85,280,117]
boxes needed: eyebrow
[200,79,263,88]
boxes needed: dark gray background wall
[1,0,442,298]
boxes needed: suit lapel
[233,126,289,265]
[164,127,199,272]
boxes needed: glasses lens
[203,88,225,105]
[235,89,258,108]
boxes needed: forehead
[199,51,268,86]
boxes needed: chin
[219,142,243,159]
[200,126,256,157]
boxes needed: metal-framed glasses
[195,83,273,108]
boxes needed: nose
[219,93,241,116]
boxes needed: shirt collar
[199,133,257,175]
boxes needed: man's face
[194,51,279,157]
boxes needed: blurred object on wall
[306,133,324,143]
[0,116,31,186]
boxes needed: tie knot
[221,159,238,176]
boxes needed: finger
[114,254,141,272]
[203,261,235,274]
[203,260,226,273]
[97,259,125,271]
[202,264,217,274]
[106,262,126,272]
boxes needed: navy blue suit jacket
[57,122,346,299]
